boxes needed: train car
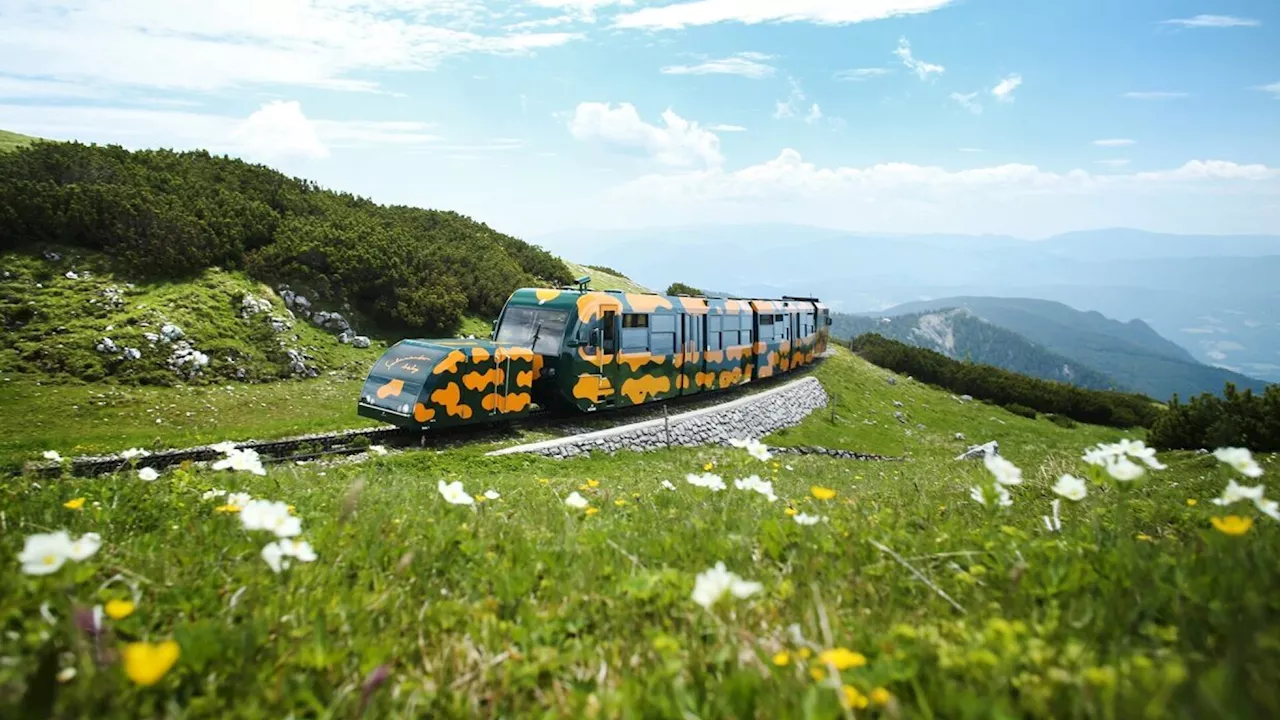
[357,281,831,430]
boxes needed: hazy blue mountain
[830,309,1122,391]
[532,224,1280,382]
[866,297,1269,400]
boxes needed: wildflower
[368,445,388,456]
[811,667,826,681]
[819,648,867,670]
[57,667,76,683]
[586,479,600,488]
[18,531,74,575]
[585,507,600,516]
[64,497,86,510]
[137,467,159,482]
[1210,478,1265,507]
[214,504,241,514]
[870,687,893,706]
[842,685,870,710]
[212,447,267,476]
[734,475,777,502]
[261,538,318,572]
[1257,498,1280,522]
[1113,439,1167,469]
[811,486,836,500]
[210,441,238,454]
[43,450,63,462]
[784,507,797,516]
[1211,515,1253,536]
[202,489,227,501]
[538,478,549,485]
[564,491,589,509]
[105,599,136,619]
[614,499,627,507]
[970,484,1012,508]
[1213,447,1264,478]
[227,492,252,506]
[121,640,180,686]
[1042,499,1062,533]
[703,462,715,471]
[772,651,791,666]
[437,480,475,506]
[1136,533,1153,541]
[1052,474,1087,501]
[1105,456,1145,482]
[1186,499,1197,507]
[686,472,726,491]
[484,490,500,500]
[474,494,487,503]
[240,500,302,538]
[121,448,151,460]
[793,513,824,526]
[661,480,676,491]
[983,454,1023,486]
[691,562,762,609]
[67,532,101,561]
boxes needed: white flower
[691,562,763,609]
[437,480,474,506]
[67,532,101,561]
[1214,447,1264,478]
[240,500,302,538]
[484,490,500,500]
[685,472,726,491]
[1084,439,1167,471]
[728,438,751,448]
[368,445,388,456]
[661,480,676,491]
[42,450,63,462]
[210,441,239,454]
[983,454,1023,486]
[120,448,152,460]
[1052,474,1088,501]
[1211,478,1266,507]
[212,448,266,476]
[137,467,159,482]
[261,538,318,573]
[202,489,227,501]
[1104,456,1145,482]
[226,492,252,507]
[793,513,824,526]
[730,437,774,461]
[564,491,589,509]
[18,531,73,575]
[733,475,777,502]
[970,484,1012,508]
[1115,439,1167,470]
[1257,498,1280,522]
[1042,499,1062,532]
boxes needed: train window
[708,331,722,351]
[651,330,677,355]
[650,314,676,333]
[494,306,569,355]
[622,314,648,328]
[602,310,617,352]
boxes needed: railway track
[29,359,850,478]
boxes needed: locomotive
[357,279,831,430]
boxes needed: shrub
[585,264,629,279]
[1148,383,1280,451]
[1046,413,1078,429]
[666,282,703,296]
[1005,403,1038,419]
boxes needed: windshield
[495,306,569,355]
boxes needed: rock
[143,332,160,345]
[961,394,973,402]
[352,335,371,349]
[123,347,142,361]
[955,441,999,461]
[893,400,904,407]
[954,432,966,441]
[281,289,312,316]
[95,337,118,353]
[240,293,272,317]
[916,423,926,430]
[338,330,354,344]
[893,411,906,423]
[311,311,350,333]
[168,341,209,377]
[64,270,79,280]
[160,324,184,343]
[235,367,247,379]
[886,376,897,385]
[43,251,61,262]
[101,286,124,307]
[269,317,291,333]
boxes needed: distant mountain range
[533,224,1280,384]
[836,297,1269,401]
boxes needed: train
[356,277,832,429]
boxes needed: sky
[0,0,1278,241]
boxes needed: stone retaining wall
[487,376,829,459]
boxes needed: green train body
[357,287,831,430]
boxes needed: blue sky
[0,0,1278,241]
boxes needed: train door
[600,309,619,407]
[681,313,702,395]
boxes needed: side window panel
[621,313,649,352]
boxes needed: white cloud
[1124,91,1190,99]
[707,124,746,132]
[958,147,982,153]
[613,0,955,29]
[1256,82,1280,98]
[1096,159,1131,168]
[805,104,823,124]
[833,68,890,82]
[661,53,776,79]
[1093,138,1135,147]
[0,0,582,94]
[0,100,441,161]
[991,73,1022,102]
[1161,15,1260,28]
[893,37,944,80]
[567,102,723,168]
[950,91,981,114]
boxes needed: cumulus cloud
[950,91,981,114]
[1096,159,1131,168]
[0,0,581,94]
[231,101,329,160]
[893,37,944,80]
[567,102,723,168]
[707,124,746,132]
[1256,82,1280,98]
[614,0,956,29]
[991,73,1022,102]
[1160,15,1260,28]
[661,52,776,79]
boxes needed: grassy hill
[563,260,653,293]
[0,129,37,153]
[5,345,1278,717]
[832,309,1121,391]
[874,296,1269,400]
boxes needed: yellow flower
[64,497,86,510]
[614,499,627,507]
[214,504,241,514]
[474,494,486,502]
[703,462,714,471]
[842,685,870,710]
[287,504,296,514]
[797,647,812,660]
[870,687,892,706]
[121,640,180,686]
[819,647,867,670]
[771,651,790,666]
[105,599,135,619]
[811,486,836,501]
[810,667,826,682]
[785,507,798,516]
[1186,499,1197,506]
[585,507,599,516]
[1135,533,1153,541]
[587,479,600,488]
[1211,515,1253,536]
[632,492,641,500]
[538,478,549,485]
